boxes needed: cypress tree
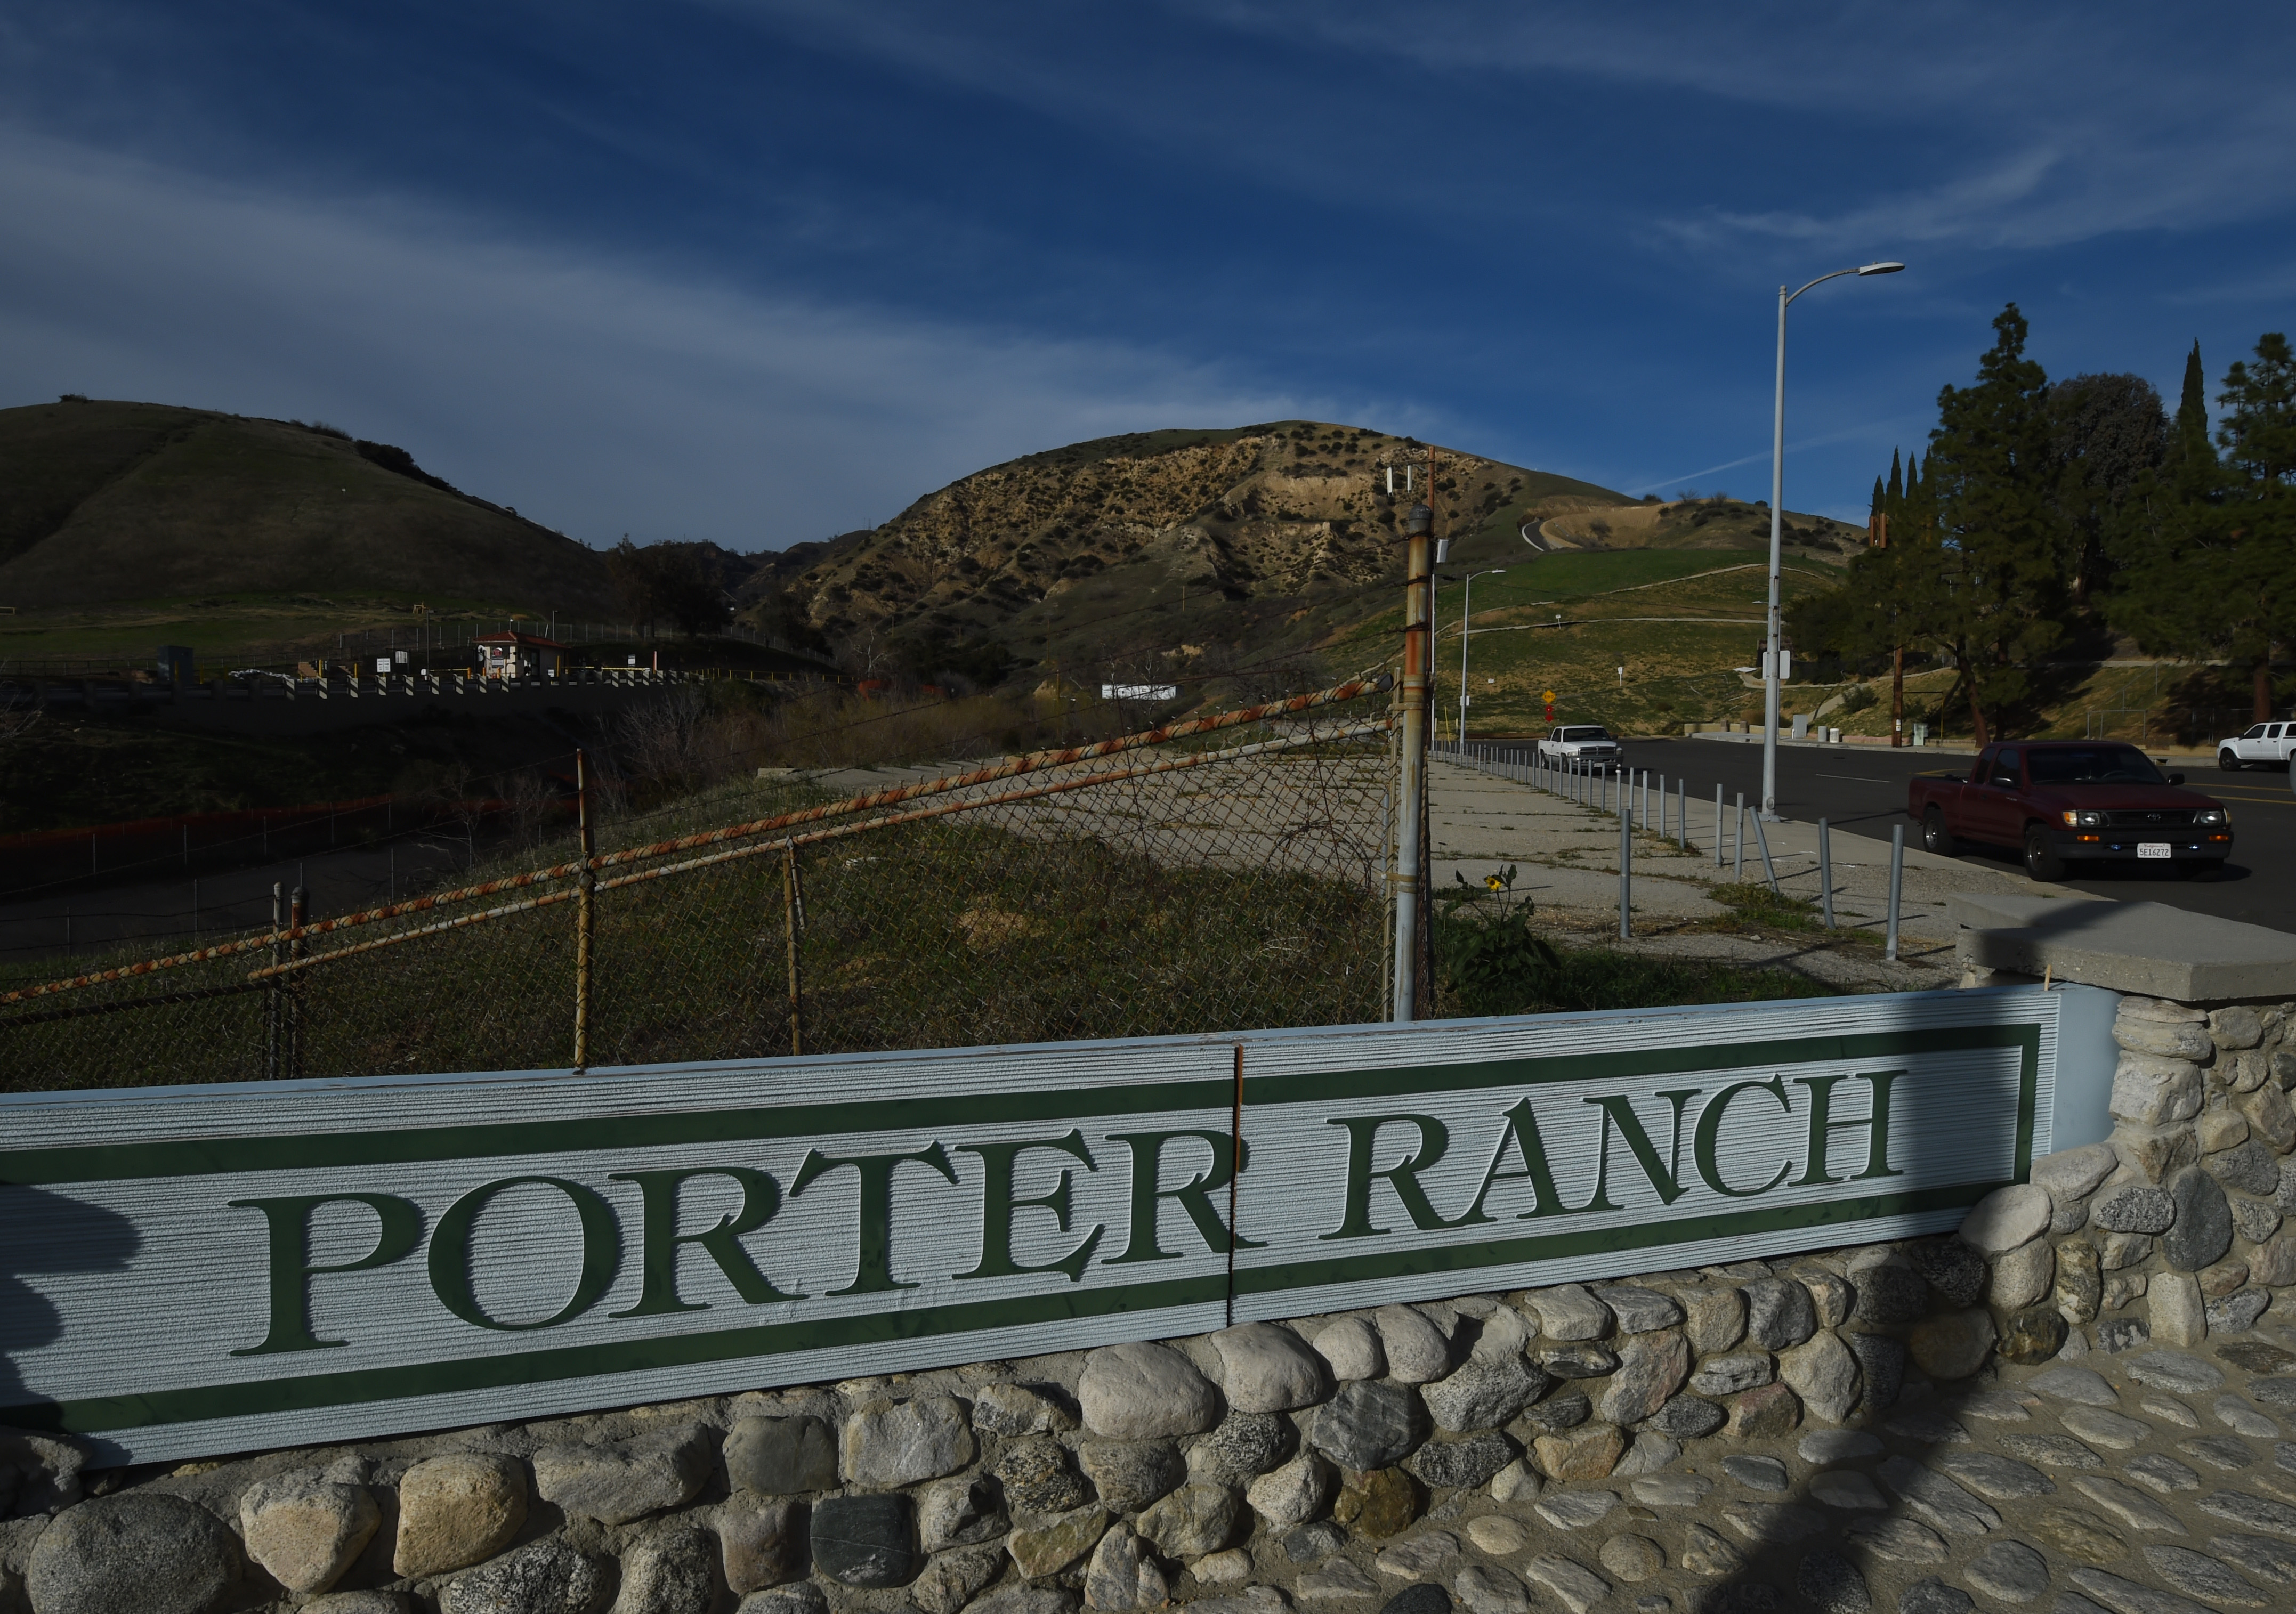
[1886,449,1904,506]
[2171,342,2209,471]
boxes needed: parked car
[1538,724,1621,772]
[2217,721,2296,769]
[1907,740,2233,881]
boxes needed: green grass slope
[0,398,614,616]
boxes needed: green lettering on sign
[428,1176,621,1332]
[1103,1130,1256,1263]
[1456,1098,1570,1224]
[790,1142,958,1295]
[607,1167,800,1318]
[1693,1077,1794,1198]
[1578,1091,1698,1211]
[1322,1114,1459,1239]
[1792,1072,1904,1186]
[956,1129,1104,1283]
[228,1193,424,1356]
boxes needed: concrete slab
[1951,893,2296,1001]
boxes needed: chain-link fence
[1,680,1398,1090]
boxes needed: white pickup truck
[2217,723,2296,769]
[1537,724,1622,772]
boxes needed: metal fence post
[1713,784,1724,865]
[1734,792,1745,880]
[264,881,282,1080]
[1391,501,1435,1022]
[784,840,804,1056]
[286,885,306,1080]
[573,749,596,1073]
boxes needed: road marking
[1816,774,1891,783]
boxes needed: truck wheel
[1922,807,1956,857]
[2220,749,2241,770]
[2024,825,2065,882]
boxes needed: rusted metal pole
[1392,500,1434,1021]
[286,885,306,1080]
[264,881,282,1080]
[574,749,595,1073]
[782,840,803,1057]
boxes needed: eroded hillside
[756,421,1631,677]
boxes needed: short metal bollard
[1619,805,1633,940]
[1818,818,1836,929]
[1886,823,1905,961]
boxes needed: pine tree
[1920,305,2072,744]
[2218,334,2296,718]
[2107,343,2232,705]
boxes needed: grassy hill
[0,398,614,618]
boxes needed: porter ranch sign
[0,990,2067,1462]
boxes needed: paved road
[1582,737,2296,936]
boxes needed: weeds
[1427,866,1846,1016]
[1703,881,1877,945]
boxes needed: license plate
[2138,842,2172,859]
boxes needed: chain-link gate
[1,680,1398,1090]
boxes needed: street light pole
[1457,567,1507,749]
[1761,259,1905,821]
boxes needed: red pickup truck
[1909,740,2234,881]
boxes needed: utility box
[157,645,195,687]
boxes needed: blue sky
[2,2,2290,548]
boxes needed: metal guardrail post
[573,750,596,1073]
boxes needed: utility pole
[1393,498,1435,1021]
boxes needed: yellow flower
[1485,874,1503,890]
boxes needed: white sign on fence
[0,988,2077,1462]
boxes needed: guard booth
[474,631,568,682]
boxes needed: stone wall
[6,1190,2239,1614]
[12,983,2294,1614]
[2075,993,2296,1348]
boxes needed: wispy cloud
[0,134,1320,547]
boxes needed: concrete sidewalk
[1427,758,2083,987]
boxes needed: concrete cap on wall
[1951,894,2296,1002]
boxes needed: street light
[1457,568,1506,746]
[1761,259,1904,820]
